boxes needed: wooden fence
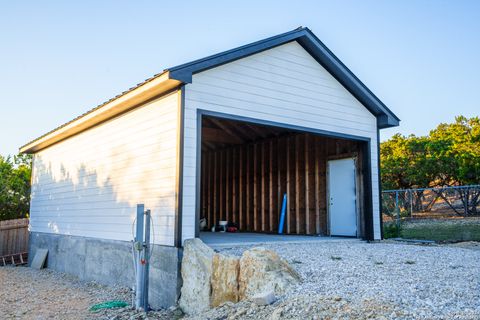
[0,218,29,256]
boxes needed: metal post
[135,204,145,310]
[143,209,151,311]
[410,189,413,217]
[395,191,400,229]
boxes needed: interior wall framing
[200,131,366,236]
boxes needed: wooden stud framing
[261,142,266,232]
[219,150,224,221]
[305,134,310,234]
[286,136,292,234]
[295,135,301,234]
[232,148,237,225]
[245,145,253,230]
[269,140,274,232]
[202,152,206,223]
[253,143,258,231]
[239,146,244,230]
[213,151,218,227]
[277,137,283,230]
[208,153,213,228]
[314,136,321,234]
[199,131,364,237]
[226,149,230,223]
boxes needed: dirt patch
[445,241,480,251]
[0,267,130,319]
[0,266,181,320]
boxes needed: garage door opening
[197,114,373,245]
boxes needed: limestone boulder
[179,238,215,314]
[239,247,301,300]
[210,253,240,307]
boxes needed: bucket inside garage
[198,115,373,244]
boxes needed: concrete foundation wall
[29,232,181,309]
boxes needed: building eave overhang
[20,72,182,154]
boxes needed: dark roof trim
[168,28,302,83]
[167,27,400,129]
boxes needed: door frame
[326,154,361,237]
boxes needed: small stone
[232,308,247,318]
[173,309,183,317]
[252,291,277,306]
[269,307,283,320]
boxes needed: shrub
[0,154,32,221]
[383,221,402,238]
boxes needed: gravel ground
[0,267,138,320]
[1,241,479,319]
[214,240,480,319]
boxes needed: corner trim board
[195,103,203,238]
[362,140,374,240]
[377,128,383,240]
[175,87,185,247]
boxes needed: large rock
[211,253,240,307]
[179,240,301,313]
[239,247,301,300]
[179,238,214,314]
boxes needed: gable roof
[20,27,399,153]
[167,27,399,128]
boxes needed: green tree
[381,116,480,215]
[380,134,437,213]
[428,116,480,186]
[381,116,480,190]
[428,116,480,214]
[0,154,32,221]
[380,134,435,190]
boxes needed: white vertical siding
[182,41,381,240]
[30,92,179,245]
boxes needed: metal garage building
[21,27,399,308]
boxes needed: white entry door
[327,158,357,236]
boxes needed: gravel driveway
[1,241,478,319]
[214,240,480,319]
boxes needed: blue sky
[1,1,478,156]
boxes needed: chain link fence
[382,185,480,222]
[381,185,480,240]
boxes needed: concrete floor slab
[200,232,360,248]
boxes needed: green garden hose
[89,300,128,312]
